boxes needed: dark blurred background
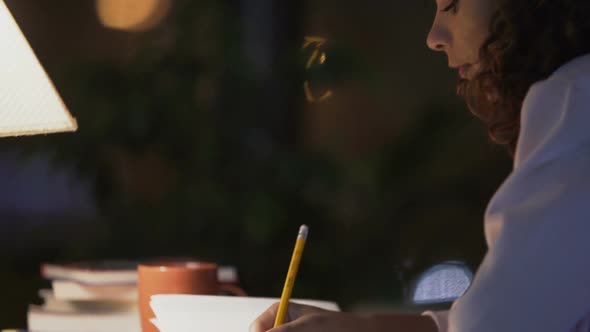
[0,0,511,327]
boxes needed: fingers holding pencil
[250,225,311,332]
[249,302,329,332]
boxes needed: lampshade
[0,0,77,137]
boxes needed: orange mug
[138,261,246,332]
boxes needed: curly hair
[457,0,590,156]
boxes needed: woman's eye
[441,0,459,13]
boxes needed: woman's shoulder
[524,53,590,109]
[526,53,590,96]
[549,53,590,83]
[516,53,590,168]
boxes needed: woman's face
[427,0,499,80]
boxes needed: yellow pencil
[274,224,309,327]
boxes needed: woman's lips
[459,65,472,79]
[459,65,471,79]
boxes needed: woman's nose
[427,20,451,52]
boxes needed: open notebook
[150,294,340,332]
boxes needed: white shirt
[425,53,590,332]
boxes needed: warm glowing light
[304,81,333,103]
[303,36,332,103]
[96,0,171,32]
[0,0,77,137]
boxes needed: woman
[250,0,590,330]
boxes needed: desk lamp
[0,0,77,137]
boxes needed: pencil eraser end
[298,225,309,239]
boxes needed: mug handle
[219,283,247,296]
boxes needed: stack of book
[26,261,241,332]
[27,261,141,332]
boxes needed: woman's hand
[249,302,367,332]
[249,302,439,332]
